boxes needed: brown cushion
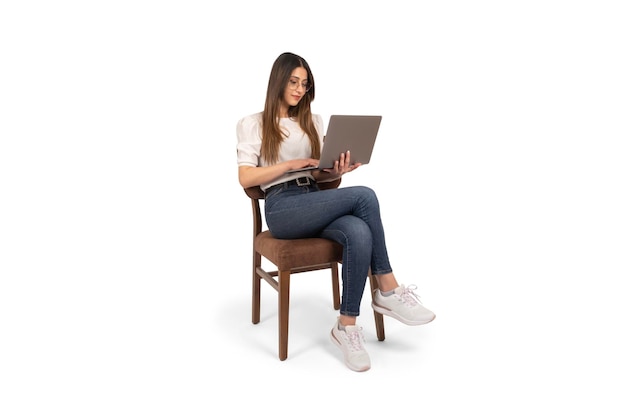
[255,231,343,270]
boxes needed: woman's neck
[279,104,289,119]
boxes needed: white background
[1,1,625,415]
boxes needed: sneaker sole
[330,330,371,372]
[371,301,436,326]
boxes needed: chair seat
[255,231,343,270]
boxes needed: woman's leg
[266,185,392,271]
[266,184,396,320]
[320,215,371,319]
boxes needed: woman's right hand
[287,158,319,172]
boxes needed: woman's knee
[342,217,373,252]
[351,185,379,211]
[323,216,372,249]
[352,185,376,197]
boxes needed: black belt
[266,177,315,194]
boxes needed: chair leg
[331,263,340,310]
[369,272,386,341]
[252,252,261,324]
[278,270,291,361]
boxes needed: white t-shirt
[236,112,325,191]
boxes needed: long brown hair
[261,52,320,164]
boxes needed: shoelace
[397,284,423,307]
[345,328,366,352]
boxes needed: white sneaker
[372,284,436,325]
[330,318,371,372]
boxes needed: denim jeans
[264,180,393,317]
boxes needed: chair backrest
[244,178,342,235]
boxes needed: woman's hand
[322,150,361,176]
[288,158,319,172]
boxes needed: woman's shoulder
[236,112,263,141]
[238,112,263,127]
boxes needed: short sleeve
[236,113,263,167]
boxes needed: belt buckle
[296,177,311,186]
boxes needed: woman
[236,52,435,372]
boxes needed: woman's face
[281,66,310,112]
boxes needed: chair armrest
[244,186,264,200]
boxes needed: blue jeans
[264,180,393,317]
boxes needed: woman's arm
[238,158,319,188]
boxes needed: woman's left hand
[323,150,361,176]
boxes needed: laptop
[286,115,382,173]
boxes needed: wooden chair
[244,178,385,361]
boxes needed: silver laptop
[286,115,382,173]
